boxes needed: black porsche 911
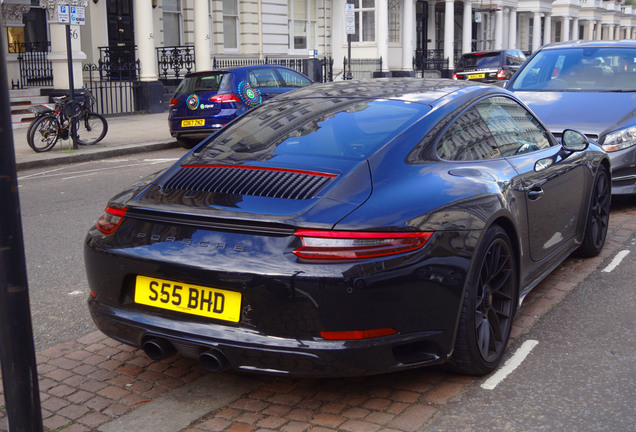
[85,79,610,377]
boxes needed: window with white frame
[388,0,400,43]
[223,0,239,50]
[346,0,375,42]
[289,0,317,51]
[163,0,182,46]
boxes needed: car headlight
[602,125,636,152]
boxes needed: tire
[28,114,60,153]
[177,138,199,149]
[573,166,611,258]
[448,225,518,376]
[75,112,108,146]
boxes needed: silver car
[506,40,636,194]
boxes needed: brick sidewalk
[2,202,635,432]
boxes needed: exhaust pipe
[199,349,231,373]
[142,338,176,361]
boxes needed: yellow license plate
[134,275,241,322]
[181,119,205,127]
[468,74,485,80]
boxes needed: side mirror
[561,129,589,152]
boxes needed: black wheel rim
[590,170,610,250]
[475,238,515,363]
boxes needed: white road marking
[602,250,630,273]
[68,291,83,296]
[18,158,179,182]
[481,340,539,390]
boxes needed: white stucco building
[1,0,635,116]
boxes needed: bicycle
[27,90,108,153]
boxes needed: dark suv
[453,50,526,85]
[168,65,313,148]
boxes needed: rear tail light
[96,206,127,235]
[293,230,432,260]
[497,69,507,80]
[209,93,241,103]
[452,73,458,80]
[321,328,398,340]
[169,98,178,107]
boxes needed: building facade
[2,0,635,114]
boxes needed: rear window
[194,98,429,161]
[175,73,231,94]
[457,52,501,69]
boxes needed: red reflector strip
[209,93,241,103]
[293,230,432,260]
[321,328,398,340]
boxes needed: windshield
[509,46,636,92]
[193,98,430,163]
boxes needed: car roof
[273,78,507,106]
[184,64,298,78]
[537,40,636,50]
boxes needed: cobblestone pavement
[2,199,635,432]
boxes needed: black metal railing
[83,63,140,115]
[342,57,383,80]
[157,46,195,80]
[211,56,334,83]
[13,42,52,88]
[9,41,50,54]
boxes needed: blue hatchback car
[168,65,313,148]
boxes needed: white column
[509,8,517,49]
[495,8,504,49]
[428,0,436,51]
[462,1,472,53]
[533,13,542,52]
[562,17,571,42]
[134,0,157,81]
[615,25,621,40]
[194,0,211,71]
[378,0,389,71]
[49,24,86,91]
[573,18,580,40]
[503,8,510,48]
[596,21,603,40]
[444,0,455,69]
[402,0,416,71]
[543,13,551,45]
[587,20,594,40]
[332,0,345,73]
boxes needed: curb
[16,141,180,172]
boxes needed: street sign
[70,6,85,26]
[57,5,69,24]
[345,3,355,35]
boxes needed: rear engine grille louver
[161,165,335,200]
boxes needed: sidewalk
[11,112,178,171]
[2,115,636,432]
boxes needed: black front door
[106,0,135,79]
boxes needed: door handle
[528,187,544,201]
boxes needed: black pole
[0,27,44,432]
[66,24,78,150]
[346,34,353,80]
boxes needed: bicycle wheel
[75,112,108,146]
[28,114,60,152]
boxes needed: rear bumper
[88,299,450,377]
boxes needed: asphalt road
[425,222,636,431]
[16,148,186,350]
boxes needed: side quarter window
[437,107,501,161]
[474,96,552,157]
[248,68,281,88]
[277,68,313,87]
